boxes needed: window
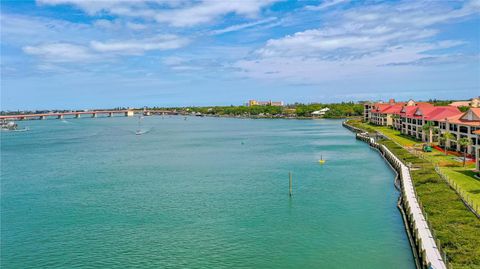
[459,126,468,133]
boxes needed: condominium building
[449,97,480,108]
[248,100,284,107]
[368,99,401,126]
[365,98,480,170]
[399,105,460,142]
[363,102,373,122]
[437,108,480,155]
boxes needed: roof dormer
[461,108,480,121]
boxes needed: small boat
[318,155,326,164]
[1,121,29,132]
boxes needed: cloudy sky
[1,0,479,109]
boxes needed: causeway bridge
[0,110,177,121]
[0,110,135,120]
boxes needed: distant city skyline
[1,0,479,110]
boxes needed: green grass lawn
[372,125,420,147]
[347,120,480,207]
[440,168,480,207]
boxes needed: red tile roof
[371,103,392,113]
[471,108,480,118]
[400,103,434,117]
[381,104,404,114]
[421,106,462,121]
[441,108,480,127]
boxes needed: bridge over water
[0,110,176,121]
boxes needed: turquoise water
[1,116,414,268]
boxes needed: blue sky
[1,0,479,110]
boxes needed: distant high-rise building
[248,100,284,107]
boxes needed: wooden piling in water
[289,172,293,197]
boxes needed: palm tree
[439,131,454,155]
[391,114,400,129]
[422,121,435,145]
[457,137,472,167]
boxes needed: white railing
[355,131,447,269]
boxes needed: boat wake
[135,129,151,135]
[2,127,30,132]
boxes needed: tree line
[149,102,365,118]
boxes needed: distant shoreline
[183,113,359,120]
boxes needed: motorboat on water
[1,121,29,132]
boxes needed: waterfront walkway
[383,143,447,269]
[352,128,447,269]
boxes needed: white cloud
[90,35,189,55]
[258,0,480,58]
[37,0,279,27]
[257,27,438,57]
[23,43,97,62]
[161,56,203,71]
[236,0,479,83]
[304,0,349,11]
[23,35,189,63]
[126,22,148,30]
[1,13,92,46]
[210,17,277,35]
[153,0,277,27]
[37,0,183,15]
[93,19,122,30]
[341,0,480,27]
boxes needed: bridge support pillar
[108,112,113,117]
[91,113,97,118]
[57,115,64,119]
[75,114,81,118]
[125,110,134,117]
[40,116,46,120]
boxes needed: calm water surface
[1,116,414,268]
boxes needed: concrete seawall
[343,122,447,269]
